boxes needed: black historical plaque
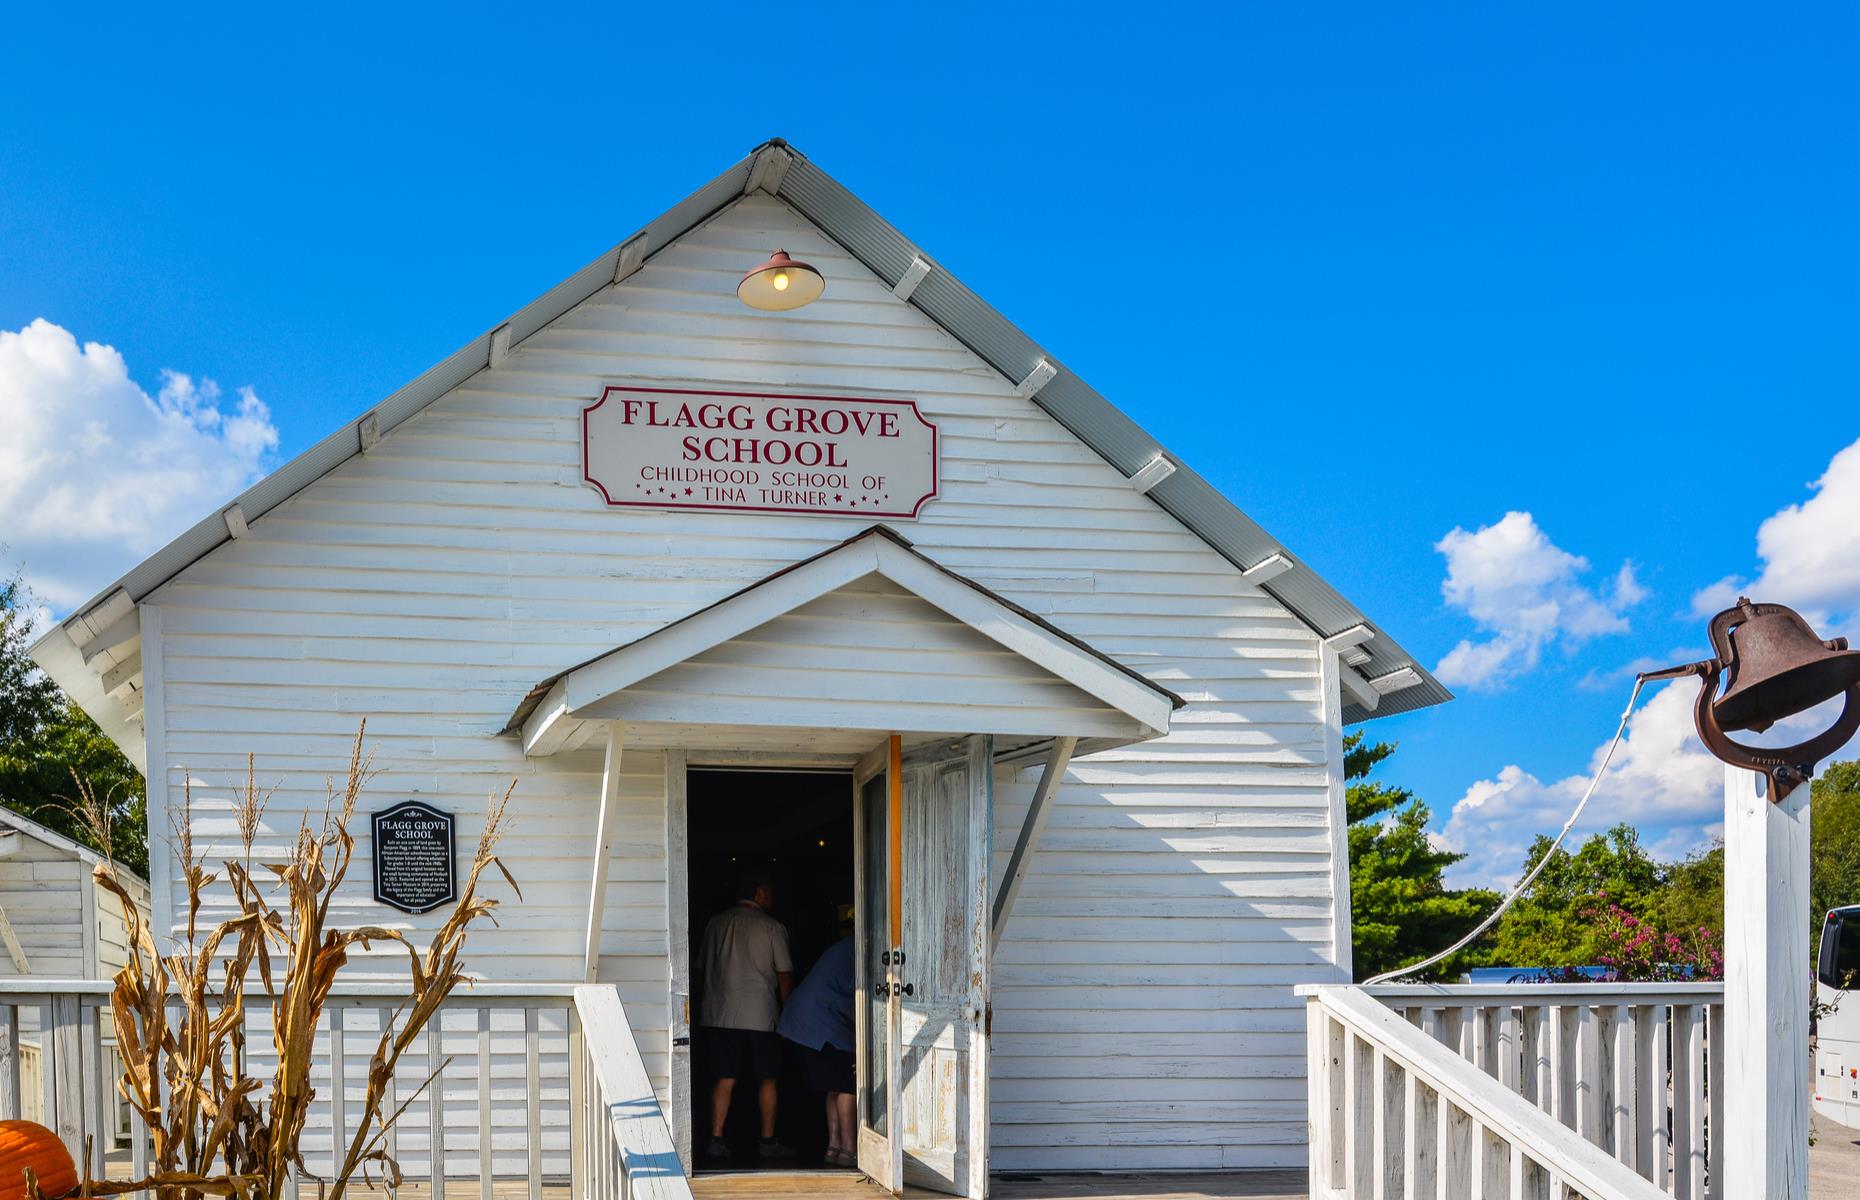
[372,801,456,915]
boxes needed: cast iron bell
[1711,598,1860,733]
[1642,598,1860,800]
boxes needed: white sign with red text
[583,385,938,518]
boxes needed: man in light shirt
[695,869,795,1160]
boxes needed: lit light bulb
[772,270,790,292]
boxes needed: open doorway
[686,768,856,1175]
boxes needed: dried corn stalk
[49,722,518,1200]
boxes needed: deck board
[689,1170,1308,1199]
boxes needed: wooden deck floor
[690,1170,1309,1199]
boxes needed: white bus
[1816,904,1860,1129]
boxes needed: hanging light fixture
[737,249,824,311]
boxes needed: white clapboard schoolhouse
[30,140,1450,1197]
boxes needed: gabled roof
[32,139,1447,732]
[504,525,1184,755]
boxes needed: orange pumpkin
[0,1122,76,1200]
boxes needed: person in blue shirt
[775,932,857,1166]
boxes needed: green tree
[0,567,148,874]
[1347,734,1500,980]
[1655,842,1725,942]
[1811,761,1860,937]
[1485,824,1663,968]
[0,570,58,743]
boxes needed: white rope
[1361,675,1649,985]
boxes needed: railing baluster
[130,1091,148,1191]
[1478,1007,1500,1081]
[1372,1048,1396,1200]
[1672,1006,1696,1200]
[569,1011,585,1200]
[50,995,80,1162]
[329,1007,345,1182]
[1612,1004,1635,1170]
[1307,1004,1334,1193]
[1532,1007,1553,1115]
[1518,1007,1538,1108]
[1402,1071,1422,1196]
[1442,1099,1474,1200]
[430,1014,448,1200]
[0,1006,16,1121]
[1706,1001,1723,1200]
[1649,1003,1671,1190]
[1681,1006,1706,1200]
[378,1007,398,1200]
[525,1007,542,1200]
[1550,1006,1575,1130]
[1325,1014,1347,1193]
[1343,1032,1367,1195]
[1497,1005,1519,1093]
[478,1008,494,1200]
[77,1001,99,1178]
[1577,1005,1602,1145]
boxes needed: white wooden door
[854,744,903,1192]
[895,736,992,1198]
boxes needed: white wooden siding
[0,837,87,978]
[144,193,1344,1170]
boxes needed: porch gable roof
[502,526,1183,756]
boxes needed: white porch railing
[572,987,689,1200]
[0,980,690,1200]
[1303,983,1724,1200]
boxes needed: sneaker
[704,1136,732,1159]
[756,1136,798,1159]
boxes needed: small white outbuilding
[31,140,1449,1192]
[0,806,149,983]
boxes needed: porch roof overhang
[501,526,1183,759]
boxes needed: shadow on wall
[985,750,1336,1169]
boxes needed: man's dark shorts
[701,1026,782,1082]
[794,1042,855,1095]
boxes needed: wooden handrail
[1309,986,1673,1200]
[573,985,691,1200]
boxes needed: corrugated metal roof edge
[33,138,1449,726]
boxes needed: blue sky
[3,5,1857,885]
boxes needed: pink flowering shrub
[1585,900,1723,982]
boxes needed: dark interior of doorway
[687,768,855,1174]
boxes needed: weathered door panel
[896,736,992,1198]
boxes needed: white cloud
[1433,511,1643,690]
[1439,678,1722,888]
[1692,436,1860,636]
[0,319,277,613]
